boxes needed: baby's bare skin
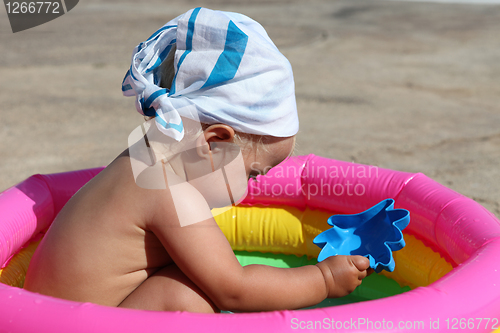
[25,131,370,312]
[24,151,173,306]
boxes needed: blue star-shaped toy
[313,198,410,273]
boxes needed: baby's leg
[118,264,219,313]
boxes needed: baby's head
[124,7,298,212]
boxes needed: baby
[24,8,370,313]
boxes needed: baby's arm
[151,183,369,312]
[223,255,369,311]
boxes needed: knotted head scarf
[122,7,299,141]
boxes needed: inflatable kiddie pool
[1,154,499,332]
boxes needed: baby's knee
[119,265,219,313]
[173,289,219,313]
[153,265,219,313]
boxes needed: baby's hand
[316,255,370,298]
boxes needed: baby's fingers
[350,256,370,273]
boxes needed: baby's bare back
[24,152,171,306]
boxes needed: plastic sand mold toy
[314,198,410,273]
[1,155,499,333]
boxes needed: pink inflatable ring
[1,154,499,332]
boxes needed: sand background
[1,0,499,217]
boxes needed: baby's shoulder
[105,151,212,228]
[96,153,170,220]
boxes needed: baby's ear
[198,124,235,161]
[204,124,235,143]
[195,142,212,161]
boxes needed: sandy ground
[0,0,499,217]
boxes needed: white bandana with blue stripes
[122,7,299,141]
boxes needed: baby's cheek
[231,182,248,205]
[190,150,248,207]
[224,152,248,203]
[189,170,233,208]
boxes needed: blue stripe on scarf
[122,69,132,92]
[122,84,133,92]
[185,8,200,50]
[144,88,168,109]
[145,42,175,74]
[202,20,248,89]
[146,25,176,42]
[143,107,156,117]
[155,112,184,132]
[170,7,201,95]
[142,96,156,117]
